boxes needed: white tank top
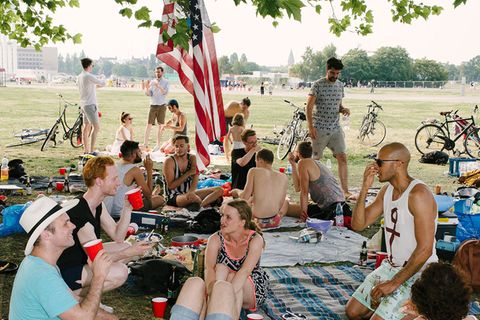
[383,179,438,267]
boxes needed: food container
[171,235,201,247]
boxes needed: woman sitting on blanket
[170,200,269,320]
[106,112,134,156]
[400,262,477,320]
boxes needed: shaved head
[379,142,411,164]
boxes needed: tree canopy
[0,0,469,50]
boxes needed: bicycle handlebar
[369,101,383,110]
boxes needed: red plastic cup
[279,167,286,173]
[125,223,139,238]
[98,111,102,118]
[375,252,388,269]
[59,167,66,175]
[125,188,143,210]
[83,239,103,261]
[151,297,168,318]
[56,181,64,191]
[247,314,264,320]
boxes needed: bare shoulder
[250,233,264,248]
[408,182,436,215]
[207,233,221,248]
[409,183,434,201]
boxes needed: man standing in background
[306,57,351,197]
[78,58,106,154]
[144,66,169,152]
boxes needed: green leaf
[69,0,80,8]
[119,7,133,18]
[315,5,321,14]
[210,22,221,33]
[72,33,82,44]
[153,20,163,28]
[138,21,152,28]
[453,0,467,8]
[272,20,279,27]
[134,6,150,21]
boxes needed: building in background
[0,35,58,82]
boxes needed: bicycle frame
[438,114,476,145]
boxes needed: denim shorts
[170,305,232,320]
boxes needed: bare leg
[150,195,165,209]
[91,122,100,152]
[172,277,207,319]
[83,123,92,153]
[226,272,243,314]
[144,124,152,147]
[196,187,223,207]
[206,280,239,320]
[76,262,128,295]
[155,124,164,148]
[278,199,289,218]
[223,138,231,162]
[215,263,230,281]
[345,297,374,320]
[285,201,302,218]
[335,152,350,197]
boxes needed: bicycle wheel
[41,123,59,151]
[6,137,45,148]
[464,128,480,159]
[359,120,386,147]
[14,129,48,139]
[277,125,295,160]
[414,124,447,155]
[69,117,83,148]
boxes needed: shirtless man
[232,148,289,229]
[224,97,251,128]
[163,135,223,210]
[345,142,438,320]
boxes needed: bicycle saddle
[440,111,452,116]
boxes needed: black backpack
[187,208,221,234]
[419,151,449,165]
[129,258,190,294]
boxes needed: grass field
[0,84,479,319]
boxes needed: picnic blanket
[261,228,366,267]
[259,264,480,320]
[261,264,371,319]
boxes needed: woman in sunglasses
[346,142,438,320]
[106,112,134,156]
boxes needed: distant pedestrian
[260,81,265,96]
[78,58,105,154]
[268,82,273,95]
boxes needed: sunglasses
[375,158,400,167]
[128,117,133,120]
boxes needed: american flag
[156,0,226,170]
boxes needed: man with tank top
[345,142,438,320]
[57,156,152,301]
[288,141,352,227]
[104,140,165,218]
[163,135,223,210]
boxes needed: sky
[52,0,480,66]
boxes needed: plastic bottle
[359,241,367,266]
[1,156,9,181]
[342,115,350,130]
[335,203,344,227]
[47,177,53,195]
[25,176,32,195]
[287,164,292,175]
[326,158,332,170]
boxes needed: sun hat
[20,197,79,255]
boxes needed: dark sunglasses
[128,117,133,120]
[375,158,400,167]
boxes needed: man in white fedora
[9,196,117,320]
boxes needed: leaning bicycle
[276,100,309,160]
[358,101,386,147]
[415,109,480,158]
[41,94,83,151]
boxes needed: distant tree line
[289,45,480,83]
[58,53,160,78]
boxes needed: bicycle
[358,101,386,147]
[5,128,49,148]
[276,99,309,160]
[41,94,83,151]
[414,109,480,158]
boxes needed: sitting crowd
[7,59,478,320]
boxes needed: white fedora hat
[20,197,79,255]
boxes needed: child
[224,113,245,162]
[106,112,134,156]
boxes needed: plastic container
[335,203,344,227]
[1,156,9,181]
[454,198,473,215]
[434,195,455,213]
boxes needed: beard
[134,155,142,164]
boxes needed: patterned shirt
[309,77,344,132]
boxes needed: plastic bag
[0,202,30,237]
[456,212,480,242]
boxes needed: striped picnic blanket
[261,264,370,319]
[260,264,480,320]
